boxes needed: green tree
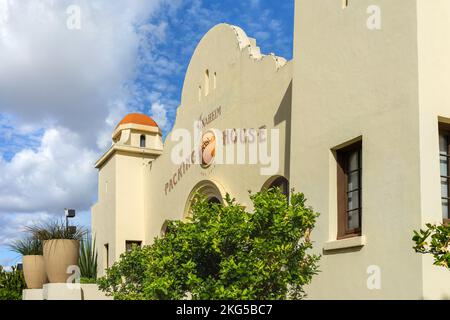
[98,189,320,300]
[413,223,450,269]
[0,266,26,300]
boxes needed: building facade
[92,0,450,299]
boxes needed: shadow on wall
[274,80,293,179]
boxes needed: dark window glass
[337,141,362,239]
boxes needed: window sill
[323,235,366,252]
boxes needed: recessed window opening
[337,140,362,239]
[205,70,210,96]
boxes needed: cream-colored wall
[416,0,450,299]
[114,153,150,254]
[144,24,293,244]
[291,0,423,299]
[92,156,116,276]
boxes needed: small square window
[126,241,142,252]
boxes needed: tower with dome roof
[91,113,163,274]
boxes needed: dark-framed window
[126,241,142,252]
[337,141,362,239]
[439,125,450,224]
[140,135,146,148]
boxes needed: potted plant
[28,220,86,284]
[8,238,46,290]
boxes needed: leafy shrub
[0,266,26,300]
[413,223,450,269]
[99,189,320,300]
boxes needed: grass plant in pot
[28,220,86,284]
[9,237,47,289]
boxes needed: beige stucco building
[92,0,450,299]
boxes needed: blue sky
[0,0,294,267]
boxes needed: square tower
[91,114,163,276]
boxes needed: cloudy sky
[0,0,294,266]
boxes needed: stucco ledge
[323,236,366,252]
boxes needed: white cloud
[0,212,52,246]
[0,0,166,144]
[0,127,97,214]
[150,101,168,131]
[0,0,176,248]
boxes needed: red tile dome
[117,113,158,128]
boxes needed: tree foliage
[0,266,26,300]
[413,223,450,269]
[98,189,320,300]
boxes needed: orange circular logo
[201,131,216,168]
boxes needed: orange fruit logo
[201,131,216,168]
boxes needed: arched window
[160,220,170,237]
[263,176,290,199]
[184,180,225,219]
[140,134,146,148]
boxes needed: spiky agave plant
[79,235,98,282]
[8,237,43,256]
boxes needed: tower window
[213,72,217,90]
[198,86,202,102]
[140,134,146,148]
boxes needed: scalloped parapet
[230,25,288,69]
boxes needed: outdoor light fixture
[65,209,76,233]
[65,209,76,218]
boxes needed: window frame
[337,140,363,240]
[439,124,450,225]
[125,240,142,253]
